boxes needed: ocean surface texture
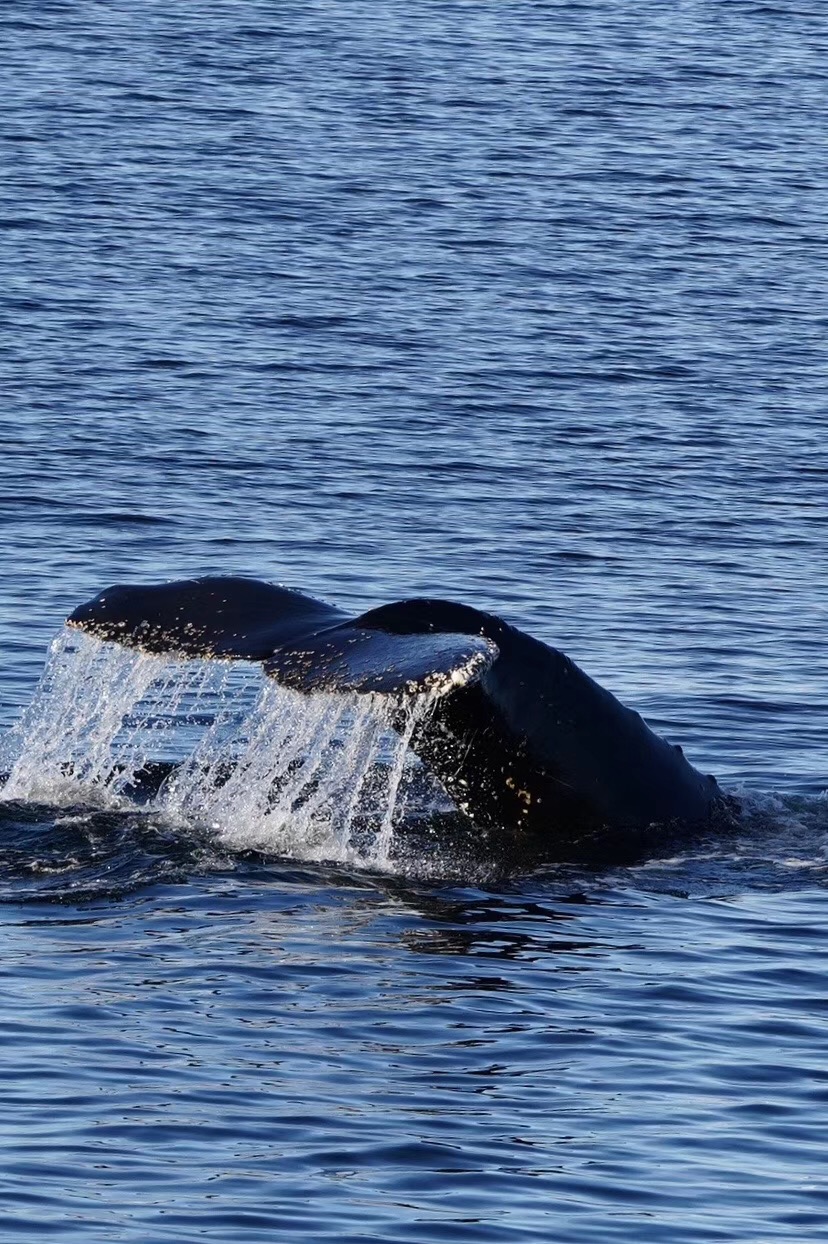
[2,2,828,1240]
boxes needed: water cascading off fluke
[0,629,444,870]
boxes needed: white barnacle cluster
[420,638,499,698]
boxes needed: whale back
[341,598,724,845]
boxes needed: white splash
[1,630,442,870]
[1,630,180,804]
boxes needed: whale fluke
[67,577,496,695]
[67,575,730,852]
[264,627,497,696]
[67,576,348,660]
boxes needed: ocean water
[2,1,828,1239]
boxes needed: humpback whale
[67,576,730,858]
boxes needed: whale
[67,576,731,859]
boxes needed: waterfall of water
[1,630,444,869]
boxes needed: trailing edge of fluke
[68,575,731,856]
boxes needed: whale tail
[67,576,498,695]
[67,575,727,850]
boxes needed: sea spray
[1,629,444,868]
[2,630,177,804]
[162,680,438,867]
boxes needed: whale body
[68,576,729,858]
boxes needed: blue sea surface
[2,1,828,1240]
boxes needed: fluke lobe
[68,576,729,858]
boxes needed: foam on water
[1,630,443,870]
